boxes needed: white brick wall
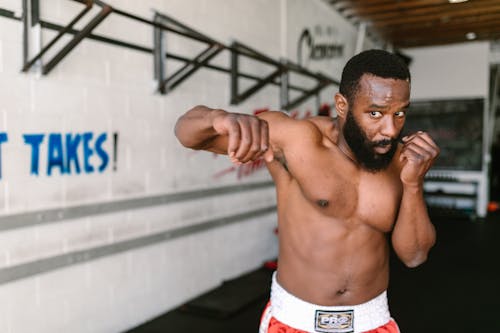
[0,186,276,269]
[0,0,360,331]
[0,213,278,333]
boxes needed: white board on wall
[403,41,489,101]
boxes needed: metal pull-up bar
[11,0,340,111]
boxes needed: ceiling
[327,0,500,48]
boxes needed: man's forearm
[392,185,436,268]
[174,105,226,150]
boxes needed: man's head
[339,49,411,106]
[335,49,411,172]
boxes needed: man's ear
[334,93,348,119]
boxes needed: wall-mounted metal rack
[0,8,19,20]
[1,0,340,111]
[153,12,225,95]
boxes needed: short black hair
[339,49,411,106]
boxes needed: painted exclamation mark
[113,132,118,171]
[0,133,8,180]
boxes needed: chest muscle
[282,149,401,232]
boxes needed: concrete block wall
[284,0,378,118]
[0,0,363,331]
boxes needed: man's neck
[336,126,357,163]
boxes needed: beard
[342,111,400,172]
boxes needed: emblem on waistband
[314,310,354,333]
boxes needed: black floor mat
[129,215,500,333]
[179,268,272,318]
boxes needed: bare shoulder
[257,111,324,145]
[307,116,340,146]
[307,116,337,132]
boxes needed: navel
[317,199,329,208]
[336,288,348,295]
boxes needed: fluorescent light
[466,32,477,40]
[448,0,469,3]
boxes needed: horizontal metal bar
[0,7,19,20]
[0,7,221,50]
[40,20,153,53]
[230,42,338,88]
[0,205,277,285]
[154,11,213,43]
[0,181,274,232]
[38,21,310,94]
[24,2,337,101]
[22,2,93,72]
[233,68,283,104]
[164,46,223,93]
[230,41,282,67]
[69,0,89,5]
[104,2,218,46]
[284,60,339,85]
[161,45,217,92]
[165,53,310,94]
[290,63,328,81]
[42,5,112,75]
[285,82,330,110]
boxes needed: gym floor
[128,212,500,333]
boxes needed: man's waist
[274,263,389,306]
[270,272,391,333]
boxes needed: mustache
[373,139,392,147]
[371,133,403,148]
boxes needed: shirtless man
[174,49,439,333]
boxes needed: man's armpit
[274,151,289,172]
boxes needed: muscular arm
[174,105,231,153]
[391,185,436,268]
[391,132,439,268]
[175,105,283,163]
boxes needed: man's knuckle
[241,138,251,145]
[227,119,239,129]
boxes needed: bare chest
[285,152,402,232]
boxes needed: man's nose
[380,117,398,138]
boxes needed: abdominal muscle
[275,206,390,306]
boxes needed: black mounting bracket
[280,61,333,111]
[0,8,18,20]
[153,12,224,95]
[230,42,284,105]
[22,0,112,75]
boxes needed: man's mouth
[373,143,392,154]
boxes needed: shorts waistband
[270,272,391,333]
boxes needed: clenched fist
[212,112,274,164]
[399,131,440,187]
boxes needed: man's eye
[369,111,382,118]
[395,111,406,118]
